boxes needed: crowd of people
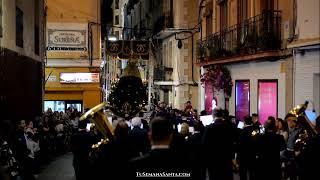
[1,102,319,180]
[0,107,82,180]
[70,101,320,180]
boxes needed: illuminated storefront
[44,67,101,112]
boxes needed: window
[163,44,167,66]
[0,0,2,37]
[115,15,119,25]
[220,1,228,31]
[168,41,172,68]
[115,0,119,9]
[115,31,119,39]
[235,80,250,121]
[260,0,274,11]
[16,7,24,48]
[206,14,213,36]
[205,1,213,36]
[258,80,278,125]
[34,0,40,55]
[238,0,248,23]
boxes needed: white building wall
[225,60,287,119]
[294,50,320,113]
[0,0,41,61]
[296,0,320,40]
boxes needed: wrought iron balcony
[197,10,282,63]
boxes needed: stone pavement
[37,152,239,180]
[38,153,75,180]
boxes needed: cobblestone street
[38,153,75,180]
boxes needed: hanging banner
[106,40,122,55]
[132,41,149,55]
[106,40,149,60]
[119,40,132,59]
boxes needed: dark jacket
[202,119,237,180]
[187,132,206,180]
[130,148,191,180]
[129,127,150,155]
[238,125,256,165]
[256,132,285,180]
[70,130,95,166]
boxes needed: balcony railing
[197,10,281,61]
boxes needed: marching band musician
[299,116,320,180]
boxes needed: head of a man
[213,108,224,119]
[131,117,142,128]
[264,117,277,133]
[149,116,173,145]
[252,113,259,123]
[244,116,253,125]
[285,114,298,129]
[17,120,26,130]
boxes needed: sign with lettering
[46,75,57,82]
[60,73,99,83]
[47,23,87,51]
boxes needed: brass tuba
[80,102,114,149]
[286,101,317,151]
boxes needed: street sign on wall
[47,23,87,51]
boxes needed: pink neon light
[258,81,277,125]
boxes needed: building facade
[198,0,297,123]
[116,0,201,110]
[44,0,102,112]
[0,0,45,120]
[287,0,320,115]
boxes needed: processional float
[80,40,149,149]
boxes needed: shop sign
[47,23,87,52]
[60,73,99,83]
[47,75,57,82]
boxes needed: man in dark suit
[129,117,150,156]
[187,121,205,180]
[252,113,261,132]
[202,108,237,180]
[238,116,257,180]
[130,116,191,179]
[70,120,95,180]
[256,117,285,180]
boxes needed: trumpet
[80,102,114,149]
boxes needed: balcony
[197,10,282,65]
[154,65,173,82]
[153,15,174,36]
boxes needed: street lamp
[108,35,117,41]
